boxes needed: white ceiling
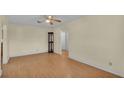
[7,15,81,27]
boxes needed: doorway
[0,42,3,69]
[61,31,69,57]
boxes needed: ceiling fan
[37,15,62,25]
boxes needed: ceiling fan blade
[37,20,42,23]
[37,20,46,23]
[50,21,53,25]
[54,19,62,22]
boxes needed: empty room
[0,15,124,78]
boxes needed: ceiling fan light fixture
[46,19,50,23]
[48,16,52,19]
[37,15,61,25]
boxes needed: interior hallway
[2,51,120,78]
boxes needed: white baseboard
[10,49,48,57]
[69,53,123,77]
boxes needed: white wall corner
[69,53,123,77]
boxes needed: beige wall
[61,16,124,77]
[8,24,49,57]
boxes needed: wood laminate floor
[2,51,120,78]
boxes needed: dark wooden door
[48,32,54,53]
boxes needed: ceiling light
[46,20,50,23]
[48,16,52,19]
